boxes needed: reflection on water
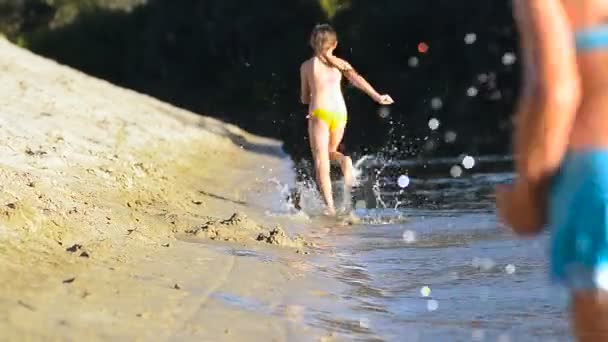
[285,157,572,341]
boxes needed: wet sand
[0,38,333,340]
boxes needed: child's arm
[300,63,310,105]
[326,55,393,105]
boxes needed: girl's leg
[308,118,335,214]
[572,291,608,341]
[329,124,354,187]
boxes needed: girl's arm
[300,63,310,104]
[324,55,393,104]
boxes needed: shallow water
[301,157,572,341]
[302,210,571,341]
[229,157,573,341]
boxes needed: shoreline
[0,38,335,340]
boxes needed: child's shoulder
[300,58,314,72]
[301,57,314,66]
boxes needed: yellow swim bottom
[311,109,348,131]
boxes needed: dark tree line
[0,0,520,163]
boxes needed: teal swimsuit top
[575,25,608,52]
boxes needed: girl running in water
[300,24,394,215]
[497,1,608,340]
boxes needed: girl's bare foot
[323,206,337,216]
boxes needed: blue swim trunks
[549,150,608,291]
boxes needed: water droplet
[464,33,477,44]
[359,317,370,329]
[428,118,440,131]
[472,329,485,341]
[402,230,416,243]
[426,299,439,311]
[397,175,410,188]
[450,165,463,178]
[502,52,517,66]
[378,106,391,118]
[444,131,457,143]
[430,97,443,110]
[477,73,488,83]
[505,264,516,274]
[462,156,475,169]
[420,286,431,297]
[408,56,419,68]
[467,87,479,97]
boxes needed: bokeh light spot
[462,155,475,169]
[402,230,416,243]
[418,42,429,54]
[428,118,440,131]
[398,175,410,188]
[420,286,431,297]
[450,165,463,178]
[427,299,439,312]
[464,33,477,44]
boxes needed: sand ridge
[0,38,339,341]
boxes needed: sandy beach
[0,38,335,341]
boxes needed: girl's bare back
[302,57,347,115]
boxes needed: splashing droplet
[378,106,391,118]
[420,286,431,297]
[462,156,475,169]
[428,118,440,131]
[397,175,410,188]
